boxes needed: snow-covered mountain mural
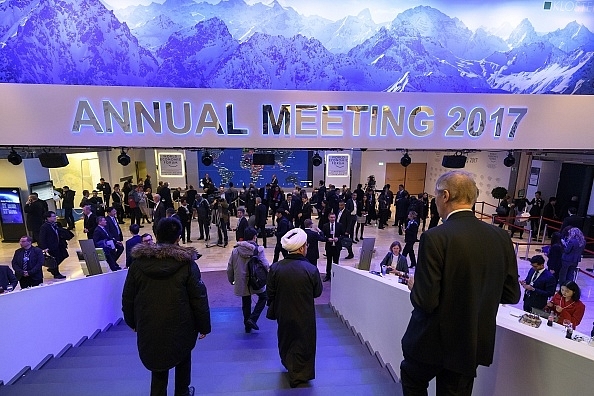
[0,0,592,94]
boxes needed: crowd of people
[2,170,593,394]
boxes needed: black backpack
[248,247,268,290]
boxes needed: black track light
[202,151,213,166]
[7,148,22,165]
[503,151,515,167]
[117,148,131,166]
[312,151,322,167]
[400,150,411,167]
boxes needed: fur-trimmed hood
[130,243,201,278]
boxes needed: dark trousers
[325,245,341,277]
[355,222,365,239]
[530,218,541,239]
[273,243,287,263]
[150,353,192,396]
[257,226,267,248]
[217,219,228,244]
[103,248,121,271]
[131,207,142,225]
[181,222,191,243]
[198,219,209,239]
[242,291,267,325]
[114,243,124,261]
[428,216,440,229]
[64,208,75,228]
[402,242,416,268]
[400,355,475,396]
[18,276,42,289]
[558,260,577,284]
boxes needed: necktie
[531,270,539,284]
[331,223,334,234]
[23,249,30,271]
[112,217,120,235]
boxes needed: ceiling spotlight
[400,150,411,167]
[202,151,213,166]
[117,148,131,166]
[503,151,515,167]
[312,151,323,167]
[7,148,22,165]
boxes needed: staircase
[0,305,401,395]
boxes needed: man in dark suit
[93,216,122,272]
[82,205,98,240]
[235,206,249,242]
[62,185,76,230]
[561,207,584,232]
[297,195,312,229]
[125,224,142,268]
[12,235,44,288]
[345,192,358,243]
[336,201,354,259]
[521,255,556,313]
[322,213,344,282]
[96,178,112,207]
[401,170,520,395]
[106,207,125,260]
[254,197,268,248]
[38,211,68,279]
[542,197,558,237]
[160,182,173,209]
[152,193,167,233]
[304,219,325,267]
[273,209,292,263]
[24,193,46,243]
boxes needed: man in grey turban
[266,227,323,388]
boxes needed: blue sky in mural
[1,0,592,93]
[197,149,311,189]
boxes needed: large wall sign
[0,83,592,150]
[158,152,185,177]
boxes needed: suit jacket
[522,268,556,311]
[236,217,248,241]
[402,211,520,377]
[561,215,584,231]
[62,190,76,209]
[336,209,350,236]
[153,202,167,226]
[305,228,326,263]
[275,216,292,244]
[12,246,44,283]
[84,213,98,240]
[93,226,117,250]
[255,203,268,228]
[322,221,344,251]
[125,235,142,268]
[0,265,18,290]
[38,222,69,263]
[106,216,123,241]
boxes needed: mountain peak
[357,8,372,21]
[508,18,538,47]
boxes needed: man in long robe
[266,228,323,388]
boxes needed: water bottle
[381,265,386,276]
[547,312,554,327]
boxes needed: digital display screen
[198,149,311,189]
[30,181,55,201]
[0,188,25,225]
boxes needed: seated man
[0,265,18,292]
[11,235,44,289]
[93,216,122,272]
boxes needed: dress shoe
[224,242,228,247]
[244,326,252,333]
[354,238,359,242]
[139,225,144,228]
[323,277,331,282]
[197,237,204,240]
[345,255,354,259]
[408,265,415,268]
[188,386,195,396]
[246,319,259,330]
[187,239,193,243]
[53,273,66,279]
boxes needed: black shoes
[197,236,204,240]
[188,386,195,396]
[323,276,331,282]
[246,319,259,330]
[53,273,66,279]
[345,255,354,259]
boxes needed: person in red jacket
[546,280,585,329]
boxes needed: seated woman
[546,280,585,329]
[379,241,409,277]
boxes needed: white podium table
[330,265,594,395]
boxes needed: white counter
[0,271,127,383]
[330,265,594,395]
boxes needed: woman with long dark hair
[546,280,585,329]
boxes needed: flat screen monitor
[30,180,54,201]
[253,153,276,165]
[0,188,24,224]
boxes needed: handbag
[341,237,353,249]
[43,254,57,269]
[58,227,75,240]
